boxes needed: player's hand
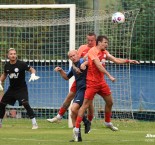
[29,73,40,82]
[129,60,139,64]
[54,67,62,72]
[0,81,4,91]
[109,75,116,82]
[80,63,86,70]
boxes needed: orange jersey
[77,44,92,58]
[87,47,109,83]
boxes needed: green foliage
[121,0,155,60]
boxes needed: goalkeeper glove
[0,81,3,91]
[29,73,40,82]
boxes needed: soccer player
[73,35,139,141]
[0,48,40,129]
[54,50,114,142]
[47,33,96,133]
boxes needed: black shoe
[69,137,82,142]
[84,121,91,134]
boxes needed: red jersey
[87,47,109,83]
[77,44,92,58]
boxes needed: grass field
[0,119,155,145]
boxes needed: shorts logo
[14,68,19,72]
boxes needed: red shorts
[84,81,111,100]
[70,81,76,93]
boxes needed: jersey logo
[14,68,19,72]
[8,73,19,79]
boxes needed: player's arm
[54,66,69,80]
[107,54,139,64]
[72,63,82,74]
[94,58,115,82]
[80,60,88,70]
[0,73,7,91]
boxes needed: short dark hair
[96,35,109,45]
[87,32,96,38]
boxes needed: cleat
[84,121,91,134]
[104,122,118,131]
[69,137,82,142]
[73,128,79,142]
[32,124,38,129]
[47,117,61,123]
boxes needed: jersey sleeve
[4,64,7,74]
[77,45,85,57]
[66,67,73,79]
[22,61,31,71]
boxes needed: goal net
[0,4,140,127]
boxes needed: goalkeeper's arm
[29,67,40,82]
[0,73,7,91]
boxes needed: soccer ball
[112,12,125,23]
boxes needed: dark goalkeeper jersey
[4,60,31,89]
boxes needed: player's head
[8,48,17,61]
[96,35,109,51]
[87,32,96,48]
[68,50,79,63]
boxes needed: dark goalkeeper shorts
[1,86,29,106]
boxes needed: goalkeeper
[0,48,40,129]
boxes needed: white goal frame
[0,4,75,128]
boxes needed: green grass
[0,119,155,145]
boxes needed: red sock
[75,116,83,128]
[105,112,111,123]
[58,107,66,116]
[87,114,93,122]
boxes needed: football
[112,12,125,23]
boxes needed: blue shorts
[73,88,85,106]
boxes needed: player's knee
[21,99,28,106]
[106,101,113,107]
[71,107,78,115]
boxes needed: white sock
[74,127,79,132]
[56,114,62,119]
[32,118,37,125]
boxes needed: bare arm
[54,67,69,80]
[29,67,36,74]
[0,73,7,82]
[107,54,139,64]
[94,59,115,82]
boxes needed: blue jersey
[67,58,87,91]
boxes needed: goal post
[0,4,76,127]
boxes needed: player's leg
[73,98,92,141]
[99,83,118,131]
[103,94,118,131]
[0,90,15,128]
[18,87,38,129]
[70,102,82,142]
[47,81,76,123]
[21,99,38,129]
[0,101,7,128]
[83,102,94,134]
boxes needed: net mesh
[0,6,140,126]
